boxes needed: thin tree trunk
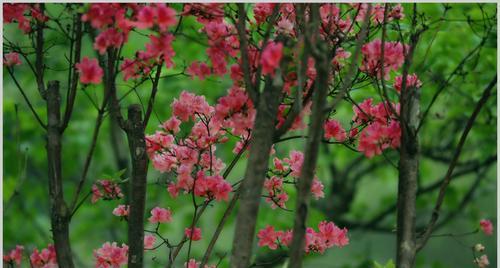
[46,81,74,268]
[396,90,419,268]
[396,5,421,267]
[288,5,329,264]
[126,104,149,268]
[230,76,283,268]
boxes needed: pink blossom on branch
[256,221,349,254]
[4,52,22,67]
[184,227,202,241]
[480,219,494,236]
[94,242,128,268]
[360,39,407,80]
[148,207,173,224]
[260,41,284,76]
[144,235,157,250]
[393,73,422,92]
[112,204,129,217]
[474,254,490,268]
[30,244,57,268]
[75,57,104,85]
[3,245,24,266]
[324,119,347,142]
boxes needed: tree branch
[416,75,497,251]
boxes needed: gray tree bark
[230,76,283,268]
[46,81,75,268]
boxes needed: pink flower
[76,57,104,85]
[187,61,212,80]
[390,4,405,20]
[185,259,200,268]
[257,225,280,250]
[475,254,489,268]
[317,221,349,247]
[278,230,293,246]
[30,244,57,268]
[480,219,494,236]
[253,4,276,24]
[305,227,327,254]
[393,73,422,92]
[3,245,23,266]
[148,207,173,224]
[184,227,202,241]
[261,41,283,76]
[162,117,182,134]
[144,235,156,250]
[135,5,156,29]
[93,28,124,55]
[94,242,128,268]
[311,178,325,200]
[284,150,304,177]
[112,205,129,217]
[82,4,118,29]
[172,91,214,122]
[194,173,232,201]
[360,39,406,79]
[4,52,22,66]
[145,33,176,68]
[156,4,177,31]
[324,119,347,142]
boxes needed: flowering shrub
[4,2,494,268]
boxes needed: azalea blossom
[480,219,494,236]
[75,57,104,85]
[148,207,173,224]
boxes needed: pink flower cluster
[4,52,22,67]
[361,39,407,79]
[257,221,348,254]
[94,242,128,268]
[257,225,293,250]
[3,245,23,266]
[352,98,401,158]
[264,151,325,209]
[30,244,57,268]
[76,57,104,85]
[112,204,129,218]
[393,73,422,92]
[82,4,178,82]
[144,235,157,250]
[475,255,490,268]
[4,4,47,33]
[148,207,173,224]
[319,4,352,37]
[187,61,211,80]
[324,119,347,142]
[261,41,284,76]
[185,227,202,241]
[91,180,124,203]
[184,258,216,268]
[480,219,494,236]
[147,89,259,200]
[353,4,405,25]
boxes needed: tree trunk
[46,81,75,268]
[288,6,329,265]
[230,77,283,268]
[126,104,149,268]
[396,77,420,268]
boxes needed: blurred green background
[3,3,497,267]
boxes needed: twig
[416,75,496,251]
